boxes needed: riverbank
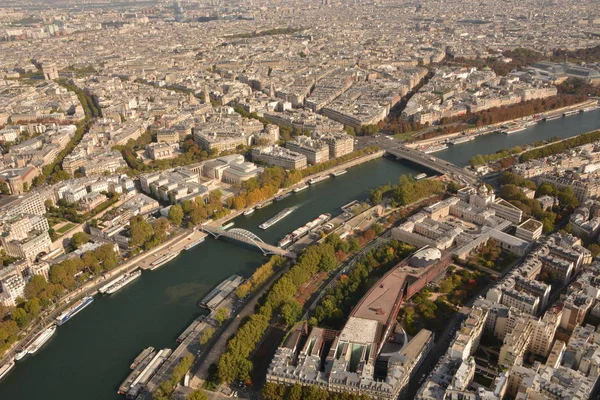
[0,150,385,369]
[208,149,386,229]
[0,157,427,400]
[406,99,599,149]
[0,227,204,367]
[431,108,600,167]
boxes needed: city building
[286,136,330,165]
[251,145,307,170]
[201,155,263,184]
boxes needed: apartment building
[285,136,330,165]
[251,145,307,170]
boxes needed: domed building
[470,183,495,207]
[409,246,442,268]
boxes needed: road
[187,256,294,389]
[386,145,479,184]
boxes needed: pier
[200,226,297,258]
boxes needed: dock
[130,347,154,370]
[142,318,211,397]
[176,316,205,343]
[119,348,172,398]
[198,275,244,310]
[126,349,172,399]
[119,350,157,395]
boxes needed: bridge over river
[386,146,479,185]
[200,226,297,258]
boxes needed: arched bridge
[201,226,296,258]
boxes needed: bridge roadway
[386,146,479,185]
[201,226,297,259]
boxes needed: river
[0,158,427,400]
[434,109,600,166]
[1,109,599,400]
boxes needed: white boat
[0,360,15,381]
[278,235,293,248]
[293,184,308,193]
[331,170,347,177]
[414,173,427,180]
[184,237,205,251]
[278,213,331,247]
[422,144,448,153]
[149,252,179,271]
[130,347,154,370]
[14,348,27,361]
[309,175,330,185]
[255,201,273,209]
[220,222,235,230]
[275,193,292,201]
[448,136,474,145]
[55,296,94,326]
[544,114,561,121]
[501,125,526,135]
[98,276,120,294]
[27,325,56,355]
[104,271,142,295]
[259,206,298,230]
[243,208,255,216]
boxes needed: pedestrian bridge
[201,226,296,258]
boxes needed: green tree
[557,187,579,208]
[347,237,360,252]
[287,383,303,400]
[261,382,287,400]
[24,298,42,317]
[168,205,184,226]
[24,275,48,299]
[541,213,556,234]
[588,243,600,259]
[216,352,238,383]
[186,390,208,400]
[71,232,90,249]
[214,307,229,325]
[499,184,522,201]
[370,188,383,204]
[536,182,557,198]
[12,307,30,327]
[129,216,153,248]
[199,327,215,345]
[0,182,10,195]
[439,278,455,293]
[303,385,329,400]
[447,181,462,194]
[280,299,303,326]
[152,217,170,242]
[319,251,338,272]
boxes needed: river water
[0,158,426,400]
[435,109,600,166]
[0,109,599,400]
